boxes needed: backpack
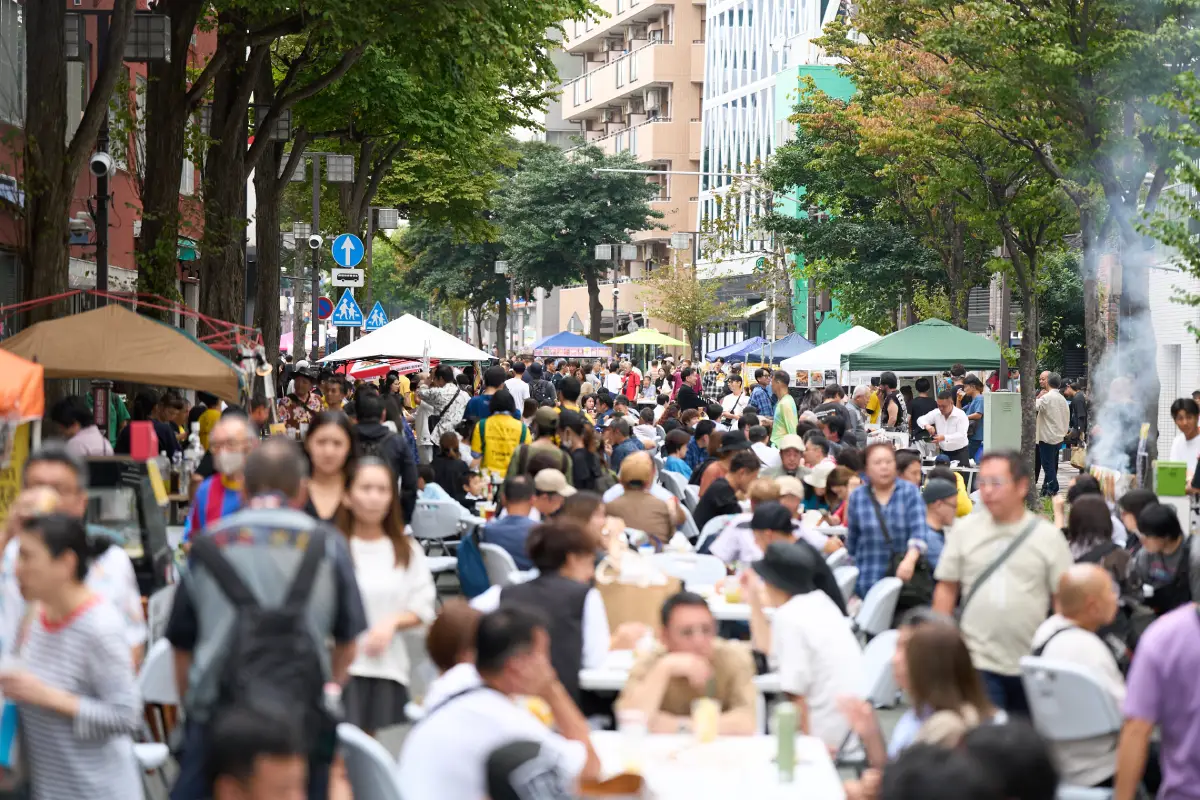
[531,379,556,406]
[457,529,491,598]
[190,531,332,749]
[359,430,395,461]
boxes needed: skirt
[342,676,410,732]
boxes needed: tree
[23,0,135,321]
[641,258,739,357]
[496,143,664,342]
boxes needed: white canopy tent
[318,314,492,363]
[779,326,881,380]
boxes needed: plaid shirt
[846,479,929,597]
[749,384,776,417]
[701,369,725,403]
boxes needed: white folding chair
[650,552,727,587]
[145,584,176,645]
[478,543,521,588]
[338,723,405,800]
[659,470,688,501]
[825,547,850,569]
[853,577,902,638]
[136,639,179,786]
[677,503,701,542]
[683,484,700,513]
[696,514,736,553]
[410,499,467,556]
[859,629,899,708]
[834,565,860,604]
[1020,656,1123,742]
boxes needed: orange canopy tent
[0,349,44,420]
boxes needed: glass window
[0,0,25,126]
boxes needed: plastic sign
[364,302,389,332]
[316,296,333,320]
[331,269,365,288]
[331,233,364,268]
[331,289,364,327]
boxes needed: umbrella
[605,329,688,346]
[337,359,422,381]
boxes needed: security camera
[307,234,323,250]
[89,152,115,178]
[612,288,621,298]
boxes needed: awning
[178,237,199,262]
[841,318,1001,373]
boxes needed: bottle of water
[171,451,184,495]
[775,702,796,783]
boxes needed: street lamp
[595,243,636,338]
[495,260,511,354]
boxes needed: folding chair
[695,514,736,554]
[853,577,902,639]
[410,499,467,557]
[338,723,405,800]
[860,629,900,708]
[136,639,179,792]
[825,547,850,569]
[677,503,701,542]
[834,565,860,604]
[683,484,700,513]
[1021,655,1123,756]
[478,543,521,588]
[658,469,688,501]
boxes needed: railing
[564,40,671,104]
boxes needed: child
[662,429,693,479]
[1117,488,1157,555]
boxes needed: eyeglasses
[977,477,1012,488]
[672,624,716,638]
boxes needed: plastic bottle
[775,702,796,783]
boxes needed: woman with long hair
[560,410,606,493]
[1065,495,1131,587]
[6,514,142,800]
[430,431,470,506]
[906,620,999,747]
[334,459,436,735]
[303,410,358,522]
[825,465,856,525]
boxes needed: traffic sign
[316,296,333,320]
[331,233,364,268]
[331,268,365,288]
[331,289,364,327]
[364,301,389,332]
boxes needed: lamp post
[494,260,509,354]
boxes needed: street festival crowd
[4,351,1200,800]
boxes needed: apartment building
[561,0,706,280]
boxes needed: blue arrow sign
[331,289,364,327]
[331,233,364,268]
[364,301,389,332]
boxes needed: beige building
[560,0,705,312]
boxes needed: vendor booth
[840,318,1001,375]
[532,332,610,359]
[0,349,45,421]
[606,329,688,347]
[704,336,766,363]
[780,326,881,380]
[319,313,493,363]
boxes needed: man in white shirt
[748,425,781,471]
[504,362,531,408]
[604,360,624,395]
[719,374,751,430]
[917,391,971,464]
[1034,371,1071,496]
[1029,564,1125,788]
[397,607,600,800]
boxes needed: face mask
[213,451,246,476]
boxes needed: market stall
[319,313,493,363]
[0,349,45,421]
[532,332,611,359]
[606,329,688,347]
[779,326,881,381]
[840,318,1001,375]
[704,337,767,363]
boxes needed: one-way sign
[331,268,365,287]
[332,233,364,268]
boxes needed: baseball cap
[778,434,804,452]
[717,430,753,454]
[804,461,836,490]
[752,541,819,597]
[776,476,805,499]
[533,469,576,497]
[533,407,559,431]
[923,477,958,505]
[486,740,574,800]
[750,501,795,534]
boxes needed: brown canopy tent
[1,304,242,402]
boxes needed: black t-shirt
[195,450,215,480]
[676,384,704,412]
[908,396,938,437]
[693,477,741,532]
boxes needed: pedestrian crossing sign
[332,289,363,327]
[364,301,389,332]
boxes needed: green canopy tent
[840,318,1001,375]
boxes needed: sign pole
[311,156,321,358]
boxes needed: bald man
[1029,564,1126,788]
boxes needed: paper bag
[595,578,682,633]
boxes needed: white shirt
[396,686,588,800]
[916,406,970,453]
[771,591,864,754]
[603,481,676,506]
[1029,615,1125,787]
[504,377,530,408]
[1169,429,1200,480]
[751,442,781,471]
[720,392,750,429]
[471,585,610,670]
[605,373,624,395]
[653,404,668,423]
[348,537,437,685]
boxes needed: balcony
[634,199,700,242]
[688,119,702,161]
[566,41,674,119]
[691,41,705,82]
[565,1,673,53]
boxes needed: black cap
[750,501,794,534]
[486,740,574,800]
[717,430,753,453]
[558,409,586,435]
[923,477,958,505]
[752,541,818,597]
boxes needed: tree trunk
[1006,232,1041,506]
[198,27,252,324]
[1079,209,1106,384]
[254,140,283,367]
[585,266,603,344]
[1118,239,1160,466]
[474,306,484,349]
[136,0,205,316]
[495,298,508,358]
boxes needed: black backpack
[359,430,395,461]
[531,379,557,406]
[191,531,332,749]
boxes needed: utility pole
[612,248,620,341]
[94,13,111,305]
[311,156,321,356]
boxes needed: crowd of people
[3,351,1197,800]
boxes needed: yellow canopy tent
[1,304,242,402]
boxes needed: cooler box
[1155,461,1188,497]
[127,421,160,461]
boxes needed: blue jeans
[980,670,1029,716]
[970,440,983,464]
[172,721,331,800]
[1036,442,1060,495]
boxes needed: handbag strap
[866,488,894,547]
[434,388,461,421]
[957,517,1040,619]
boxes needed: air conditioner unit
[644,89,661,110]
[600,108,614,123]
[624,97,645,115]
[648,28,664,42]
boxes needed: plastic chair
[145,584,176,645]
[658,469,688,501]
[1020,656,1123,742]
[411,499,466,556]
[338,723,405,800]
[426,555,458,576]
[825,547,850,569]
[478,543,520,587]
[834,565,860,604]
[853,577,902,638]
[137,639,180,789]
[677,503,701,542]
[683,484,700,513]
[859,629,899,708]
[650,552,727,587]
[696,514,736,554]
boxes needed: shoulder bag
[955,517,1040,621]
[427,388,462,435]
[868,488,934,613]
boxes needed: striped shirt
[20,598,142,800]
